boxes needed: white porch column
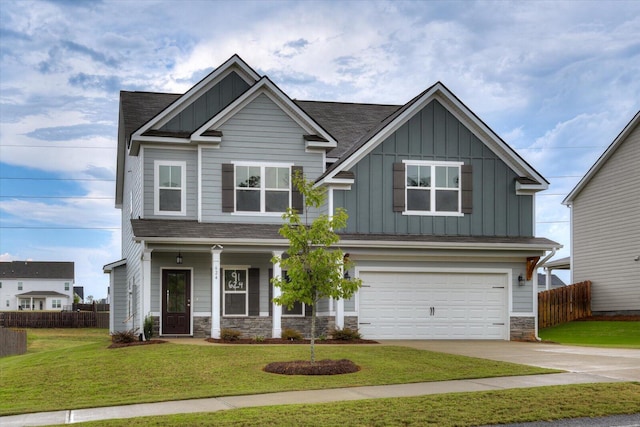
[141,248,152,332]
[211,245,223,339]
[335,297,345,329]
[272,251,284,338]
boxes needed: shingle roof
[120,91,181,144]
[16,291,70,297]
[0,261,74,280]
[294,100,401,158]
[131,219,558,248]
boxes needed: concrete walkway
[3,340,638,426]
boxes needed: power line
[0,177,116,182]
[0,195,113,200]
[0,226,120,230]
[0,145,115,149]
[514,146,606,150]
[536,220,569,224]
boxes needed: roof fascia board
[433,88,548,190]
[563,110,640,205]
[129,55,260,153]
[318,82,548,191]
[192,77,337,148]
[133,235,559,251]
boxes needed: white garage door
[358,271,508,340]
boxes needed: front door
[162,269,191,335]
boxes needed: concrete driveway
[382,340,640,382]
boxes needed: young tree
[271,171,362,363]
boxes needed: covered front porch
[140,243,354,339]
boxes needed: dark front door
[162,269,191,335]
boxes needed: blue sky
[1,0,639,299]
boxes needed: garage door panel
[358,271,508,340]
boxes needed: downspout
[533,246,558,341]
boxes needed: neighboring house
[563,111,640,315]
[104,55,559,341]
[536,273,566,291]
[0,261,75,311]
[74,286,84,302]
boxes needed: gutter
[533,246,559,341]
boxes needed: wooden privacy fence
[538,280,591,328]
[0,312,109,329]
[0,327,27,357]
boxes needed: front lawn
[61,383,640,427]
[0,329,555,416]
[539,320,640,348]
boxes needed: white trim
[233,163,293,214]
[154,160,187,216]
[402,160,463,216]
[131,55,259,148]
[197,145,202,222]
[221,266,250,317]
[318,83,547,191]
[191,78,337,149]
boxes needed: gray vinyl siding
[150,253,212,313]
[201,93,324,223]
[572,122,640,312]
[112,264,128,332]
[160,72,250,132]
[143,147,198,219]
[335,100,534,237]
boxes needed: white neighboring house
[0,261,75,311]
[563,111,640,315]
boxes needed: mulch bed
[108,339,168,349]
[264,359,360,375]
[205,338,378,344]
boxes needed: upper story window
[394,161,472,215]
[154,161,186,216]
[234,164,291,213]
[65,282,70,291]
[18,282,23,290]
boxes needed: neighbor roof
[16,291,70,297]
[0,261,74,280]
[564,110,640,205]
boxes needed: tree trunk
[310,302,316,363]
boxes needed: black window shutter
[393,162,405,212]
[221,163,234,212]
[248,268,260,316]
[461,164,473,214]
[291,166,303,212]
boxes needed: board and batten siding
[143,147,198,219]
[200,93,325,223]
[160,71,250,133]
[572,122,640,312]
[334,100,534,237]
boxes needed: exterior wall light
[176,252,183,265]
[518,274,525,286]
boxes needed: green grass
[540,321,640,348]
[0,329,556,416]
[60,383,640,427]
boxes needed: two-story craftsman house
[104,55,559,340]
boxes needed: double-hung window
[154,161,186,215]
[52,299,61,309]
[235,164,291,213]
[223,268,248,316]
[405,160,463,215]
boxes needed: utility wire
[0,226,120,230]
[0,145,114,149]
[0,195,113,200]
[0,177,116,182]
